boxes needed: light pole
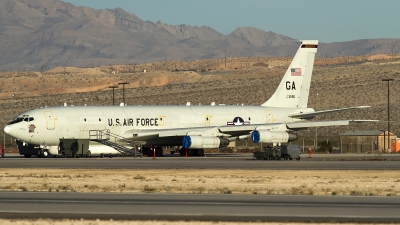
[108,86,118,106]
[11,94,14,118]
[118,82,129,105]
[315,93,318,151]
[382,78,394,152]
[379,129,386,152]
[10,94,15,145]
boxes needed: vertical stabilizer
[261,40,318,108]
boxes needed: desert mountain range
[1,0,400,71]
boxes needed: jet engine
[182,136,230,149]
[251,130,298,143]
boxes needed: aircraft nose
[4,125,10,134]
[4,125,17,139]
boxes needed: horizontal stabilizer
[288,106,371,119]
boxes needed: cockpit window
[8,117,23,125]
[24,117,34,122]
[7,115,34,125]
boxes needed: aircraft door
[44,111,55,130]
[265,110,274,123]
[158,115,166,127]
[204,115,212,126]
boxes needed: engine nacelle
[182,136,230,149]
[251,130,298,144]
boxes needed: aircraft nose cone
[4,126,10,134]
[4,125,17,139]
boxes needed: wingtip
[351,119,380,123]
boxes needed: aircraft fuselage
[5,105,312,147]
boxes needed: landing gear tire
[42,150,49,158]
[170,151,175,155]
[188,149,195,156]
[86,150,91,158]
[196,149,204,156]
[24,154,31,158]
[296,156,301,161]
[100,153,104,158]
[155,147,163,157]
[37,150,43,158]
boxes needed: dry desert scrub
[0,169,399,196]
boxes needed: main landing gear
[179,148,204,156]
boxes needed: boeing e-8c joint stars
[4,40,376,157]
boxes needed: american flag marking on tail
[291,68,301,76]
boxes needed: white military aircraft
[4,40,374,157]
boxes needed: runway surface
[0,192,399,223]
[1,153,400,170]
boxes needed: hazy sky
[62,0,399,43]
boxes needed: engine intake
[182,136,230,149]
[251,130,297,144]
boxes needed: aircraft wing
[122,125,262,140]
[119,125,271,144]
[288,106,371,119]
[286,120,379,129]
[122,127,223,138]
[216,120,379,133]
[119,119,378,143]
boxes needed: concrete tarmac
[0,192,399,223]
[0,153,400,170]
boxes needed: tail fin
[261,40,318,108]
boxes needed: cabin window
[99,118,101,122]
[84,118,86,122]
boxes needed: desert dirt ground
[0,220,391,225]
[1,169,399,225]
[1,169,400,196]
